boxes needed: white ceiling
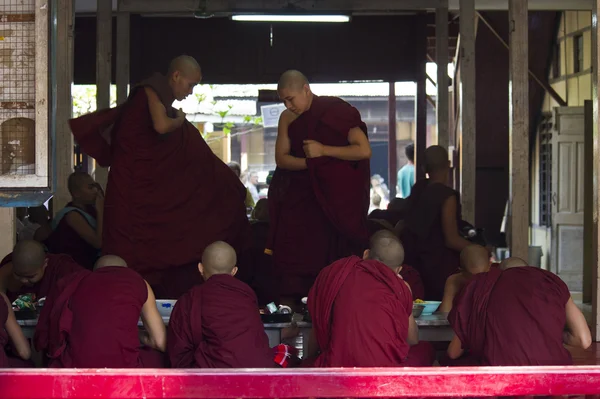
[74,0,593,13]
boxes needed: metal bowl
[412,304,425,318]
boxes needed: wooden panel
[577,141,585,213]
[557,142,573,213]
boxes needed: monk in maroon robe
[307,230,434,367]
[0,292,31,368]
[400,264,425,301]
[268,70,371,305]
[35,255,166,368]
[438,245,490,313]
[401,146,472,301]
[68,55,250,298]
[168,241,275,368]
[46,172,102,270]
[0,240,84,302]
[447,266,591,366]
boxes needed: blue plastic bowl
[420,301,441,315]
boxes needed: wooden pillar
[436,1,450,149]
[0,209,15,255]
[116,9,130,105]
[459,0,476,224]
[591,0,600,341]
[584,100,593,304]
[508,0,529,260]
[54,0,75,215]
[415,73,427,182]
[388,82,398,198]
[94,0,111,188]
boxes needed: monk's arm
[447,335,465,359]
[275,110,307,171]
[65,211,102,249]
[167,296,196,368]
[407,314,419,345]
[307,127,372,161]
[140,282,167,352]
[145,87,186,134]
[438,276,459,313]
[33,224,52,243]
[563,297,592,349]
[1,293,30,360]
[441,196,473,253]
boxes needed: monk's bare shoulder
[279,109,299,127]
[144,86,161,103]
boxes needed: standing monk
[69,55,251,298]
[268,70,372,306]
[401,145,472,300]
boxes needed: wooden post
[0,209,15,255]
[436,1,449,149]
[591,0,600,341]
[54,0,75,215]
[415,73,427,182]
[388,82,398,198]
[585,100,593,304]
[459,0,476,224]
[95,0,111,188]
[508,0,529,261]
[116,9,130,105]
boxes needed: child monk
[46,171,103,270]
[168,241,276,368]
[306,230,434,367]
[0,292,31,367]
[438,244,490,313]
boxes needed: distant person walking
[397,143,415,198]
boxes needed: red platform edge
[1,366,600,398]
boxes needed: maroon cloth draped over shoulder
[69,73,251,298]
[401,179,461,300]
[400,264,425,301]
[167,274,274,368]
[1,253,83,303]
[448,267,572,366]
[267,96,370,298]
[308,256,414,367]
[46,203,98,270]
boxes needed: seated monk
[29,206,52,244]
[447,264,591,366]
[268,70,371,308]
[400,145,472,300]
[36,255,166,368]
[0,240,84,302]
[0,292,31,368]
[306,230,434,367]
[168,241,276,368]
[69,55,251,298]
[46,172,103,270]
[438,245,490,313]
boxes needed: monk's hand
[303,140,325,158]
[176,108,186,120]
[94,189,105,212]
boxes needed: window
[552,43,560,79]
[539,117,552,227]
[574,34,584,74]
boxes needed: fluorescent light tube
[231,14,350,23]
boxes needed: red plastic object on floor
[1,367,600,398]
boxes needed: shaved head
[500,257,528,270]
[201,241,237,276]
[277,70,309,92]
[94,255,128,270]
[460,245,490,275]
[168,55,201,78]
[12,240,46,275]
[424,145,449,174]
[367,230,405,269]
[68,171,94,196]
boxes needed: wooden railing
[1,367,600,398]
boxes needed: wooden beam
[94,0,111,188]
[459,0,476,224]
[116,10,130,105]
[54,0,75,215]
[388,82,398,198]
[508,0,529,261]
[591,0,600,342]
[415,74,427,182]
[436,2,450,149]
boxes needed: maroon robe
[400,264,425,301]
[308,256,432,367]
[69,73,251,298]
[167,274,274,368]
[1,253,83,303]
[267,96,370,298]
[401,179,461,300]
[46,203,98,270]
[448,267,572,366]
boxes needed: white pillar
[436,1,450,149]
[459,0,476,224]
[116,10,130,105]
